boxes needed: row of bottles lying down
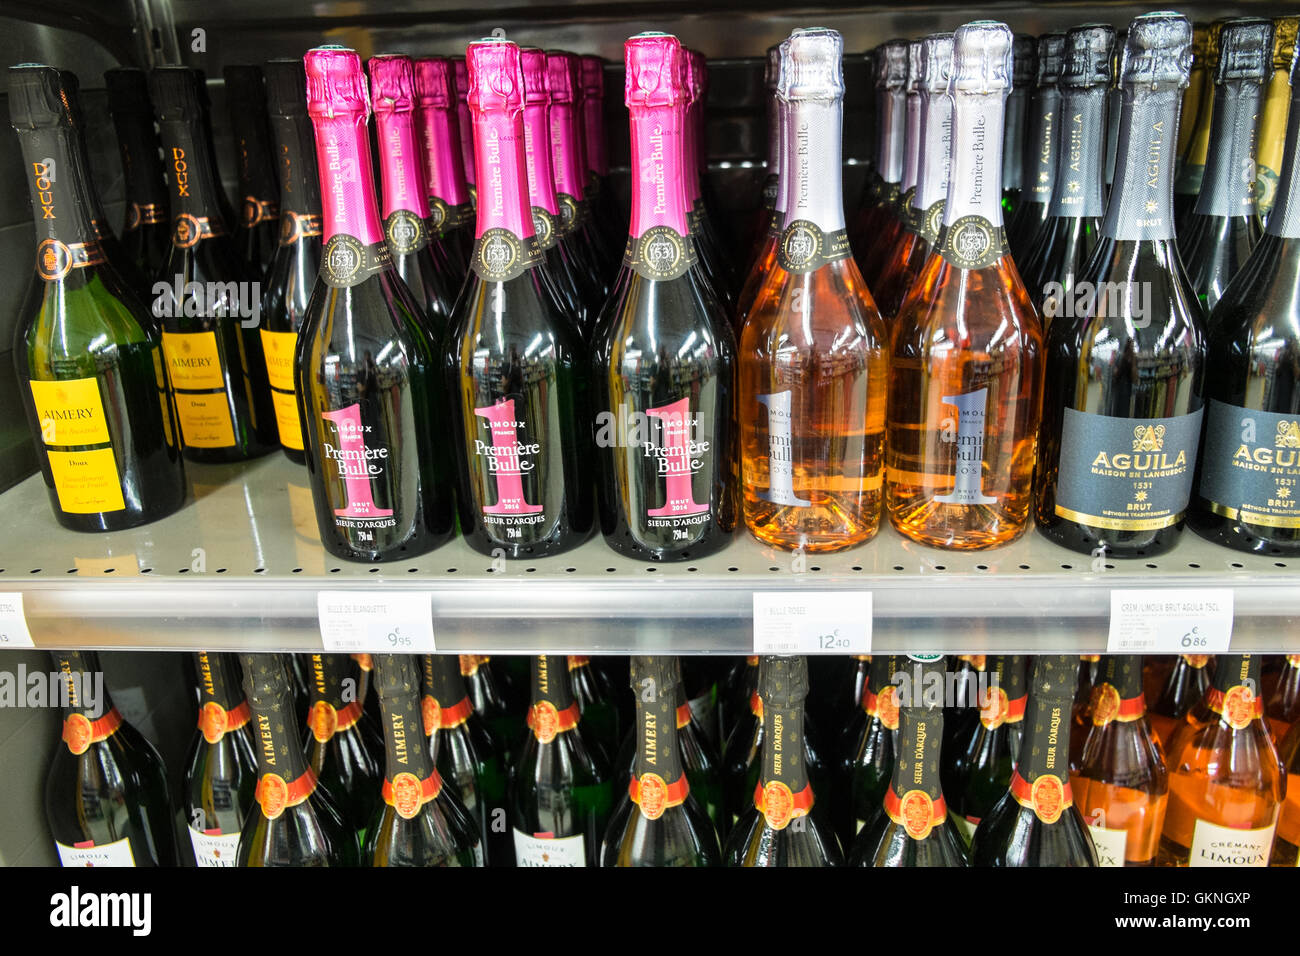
[46,650,1300,867]
[11,14,1300,567]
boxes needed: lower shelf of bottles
[3,454,1297,653]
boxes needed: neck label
[624,226,697,281]
[776,220,851,274]
[320,234,391,288]
[471,228,541,282]
[938,215,1007,270]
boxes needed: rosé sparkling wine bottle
[297,46,455,563]
[445,38,593,560]
[412,56,474,277]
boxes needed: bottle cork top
[265,59,308,116]
[468,38,525,113]
[1061,24,1116,89]
[778,27,844,101]
[920,33,955,94]
[1272,17,1297,70]
[580,55,605,96]
[1214,18,1272,84]
[1121,12,1192,92]
[545,50,577,105]
[1012,33,1037,86]
[412,57,454,110]
[520,47,550,105]
[304,46,370,120]
[765,43,780,92]
[950,21,1014,95]
[104,67,152,117]
[876,39,909,90]
[1037,32,1068,85]
[624,32,685,109]
[368,54,417,114]
[8,63,69,129]
[906,39,923,94]
[149,65,205,121]
[758,655,809,707]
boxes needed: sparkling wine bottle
[852,40,908,288]
[579,55,625,256]
[568,655,622,763]
[681,49,734,307]
[1270,718,1300,865]
[1266,655,1300,744]
[1174,23,1223,232]
[1255,19,1298,220]
[1007,33,1066,259]
[223,65,280,280]
[1176,25,1211,177]
[836,654,899,845]
[1001,35,1035,218]
[1148,654,1214,746]
[867,39,920,311]
[742,45,782,277]
[105,67,171,279]
[718,655,759,747]
[734,55,787,334]
[413,57,474,275]
[453,57,477,208]
[461,655,519,766]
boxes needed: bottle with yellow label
[10,64,186,532]
[1255,18,1298,220]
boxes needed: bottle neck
[581,91,608,178]
[1090,655,1147,727]
[17,125,102,252]
[628,102,692,238]
[901,90,922,195]
[1195,79,1264,218]
[633,676,686,783]
[380,675,436,784]
[1048,84,1107,218]
[550,100,587,202]
[157,115,228,223]
[942,89,1008,230]
[1101,85,1181,241]
[524,99,563,228]
[375,104,432,221]
[269,110,322,241]
[53,650,113,721]
[1269,88,1300,236]
[473,104,536,240]
[765,90,781,185]
[1024,85,1061,204]
[530,655,576,710]
[875,88,906,183]
[913,88,952,226]
[250,686,313,783]
[231,109,278,203]
[1016,682,1073,786]
[758,695,810,793]
[781,98,846,234]
[111,110,169,209]
[310,107,385,245]
[1002,87,1028,191]
[1211,654,1261,695]
[417,102,472,208]
[421,654,474,735]
[887,670,946,838]
[195,652,245,712]
[306,653,350,708]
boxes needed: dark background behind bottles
[0,0,1273,494]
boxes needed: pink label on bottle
[523,102,562,218]
[473,399,544,516]
[645,397,709,518]
[312,113,386,246]
[580,62,609,178]
[628,108,691,238]
[375,105,431,221]
[418,106,471,208]
[472,108,535,241]
[549,101,588,202]
[454,59,476,188]
[321,404,395,519]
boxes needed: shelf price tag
[0,593,35,648]
[1107,588,1234,654]
[317,591,436,654]
[753,591,871,655]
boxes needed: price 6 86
[1181,627,1207,649]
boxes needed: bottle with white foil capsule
[298,46,455,563]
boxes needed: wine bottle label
[638,395,712,525]
[753,781,814,830]
[979,686,1027,730]
[531,207,558,250]
[556,193,587,236]
[317,402,400,529]
[1205,685,1263,730]
[280,211,323,245]
[1197,401,1300,529]
[161,331,237,449]
[308,699,363,742]
[1054,407,1203,531]
[775,220,852,274]
[242,196,279,227]
[198,700,251,744]
[320,234,392,288]
[61,708,123,755]
[512,830,586,866]
[460,655,487,677]
[938,215,1008,270]
[1009,769,1074,824]
[34,237,107,281]
[863,685,901,730]
[1089,686,1145,727]
[421,694,473,735]
[381,770,444,819]
[56,838,136,868]
[526,700,581,743]
[897,187,918,234]
[1087,823,1129,867]
[1187,818,1277,867]
[1101,89,1180,241]
[383,209,428,256]
[260,330,304,453]
[884,787,949,841]
[188,827,240,867]
[629,772,690,820]
[675,702,693,729]
[1192,79,1264,219]
[756,390,812,507]
[133,202,168,227]
[917,200,945,245]
[29,377,126,515]
[624,226,699,281]
[470,228,543,282]
[934,388,998,505]
[254,768,318,820]
[471,397,549,529]
[1049,88,1107,218]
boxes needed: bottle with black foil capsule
[592,32,736,563]
[105,68,171,278]
[1148,654,1213,745]
[446,38,592,560]
[1008,33,1065,259]
[421,655,509,866]
[835,654,898,845]
[739,28,889,554]
[224,65,280,279]
[1255,19,1297,221]
[182,652,256,867]
[237,654,356,866]
[725,656,842,867]
[10,64,186,532]
[299,46,455,563]
[682,50,733,307]
[1179,19,1272,313]
[1020,25,1115,324]
[460,655,518,766]
[1188,40,1300,556]
[1034,14,1205,559]
[368,54,457,328]
[568,656,621,762]
[1001,36,1035,218]
[366,655,480,866]
[302,653,381,849]
[601,656,721,866]
[853,40,908,288]
[743,46,781,274]
[150,66,277,464]
[970,655,1098,866]
[547,51,610,294]
[1175,23,1223,233]
[580,56,620,236]
[887,21,1045,551]
[510,655,614,866]
[852,657,968,866]
[259,59,321,465]
[45,650,177,867]
[413,57,474,275]
[734,64,787,335]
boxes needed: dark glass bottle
[181,652,256,867]
[1148,654,1214,746]
[46,651,177,866]
[105,67,171,279]
[682,49,734,308]
[1270,717,1300,864]
[10,64,186,533]
[1008,33,1066,259]
[223,65,280,280]
[836,654,899,846]
[725,656,842,866]
[580,54,623,252]
[568,655,621,763]
[1174,22,1223,234]
[719,655,759,746]
[461,655,518,765]
[453,57,477,207]
[853,40,908,289]
[412,57,474,276]
[1035,14,1206,559]
[742,45,782,277]
[1001,35,1036,218]
[1069,653,1101,771]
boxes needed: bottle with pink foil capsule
[368,54,457,331]
[591,32,737,563]
[412,56,474,275]
[681,49,734,310]
[297,46,455,562]
[579,54,625,252]
[445,38,593,559]
[520,47,603,336]
[452,57,476,209]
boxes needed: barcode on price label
[317,591,436,653]
[753,591,871,655]
[0,593,35,648]
[1107,588,1234,654]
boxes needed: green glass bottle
[302,653,380,848]
[836,653,899,845]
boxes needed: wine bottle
[510,655,614,866]
[942,655,1027,847]
[1158,654,1286,866]
[1007,33,1066,259]
[150,65,277,463]
[887,20,1044,551]
[1174,22,1223,232]
[1069,653,1100,771]
[680,658,723,748]
[1001,35,1036,218]
[970,655,1098,866]
[868,39,921,311]
[1103,34,1125,197]
[734,57,787,333]
[412,57,474,275]
[1070,655,1169,866]
[182,652,257,867]
[563,656,619,764]
[453,57,477,208]
[1035,14,1205,559]
[421,654,510,865]
[725,656,842,866]
[299,46,456,562]
[601,656,721,866]
[1187,41,1300,556]
[1270,719,1300,865]
[10,64,186,532]
[836,654,899,845]
[1266,655,1300,743]
[301,653,381,848]
[368,54,457,327]
[461,655,518,765]
[1176,25,1211,175]
[237,653,356,866]
[519,47,603,336]
[365,654,480,866]
[742,45,782,276]
[446,38,593,560]
[259,58,321,465]
[853,40,908,289]
[1148,654,1213,746]
[1179,19,1272,313]
[1256,20,1297,220]
[592,32,736,562]
[739,28,888,553]
[579,55,617,231]
[852,657,968,866]
[46,650,177,866]
[683,49,734,304]
[223,65,280,279]
[718,655,759,747]
[1019,24,1115,322]
[104,67,171,279]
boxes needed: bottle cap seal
[304,46,370,120]
[624,32,685,109]
[950,21,1014,95]
[1061,24,1116,89]
[779,27,844,101]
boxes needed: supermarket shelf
[2,455,1297,654]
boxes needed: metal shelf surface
[1,455,1296,654]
